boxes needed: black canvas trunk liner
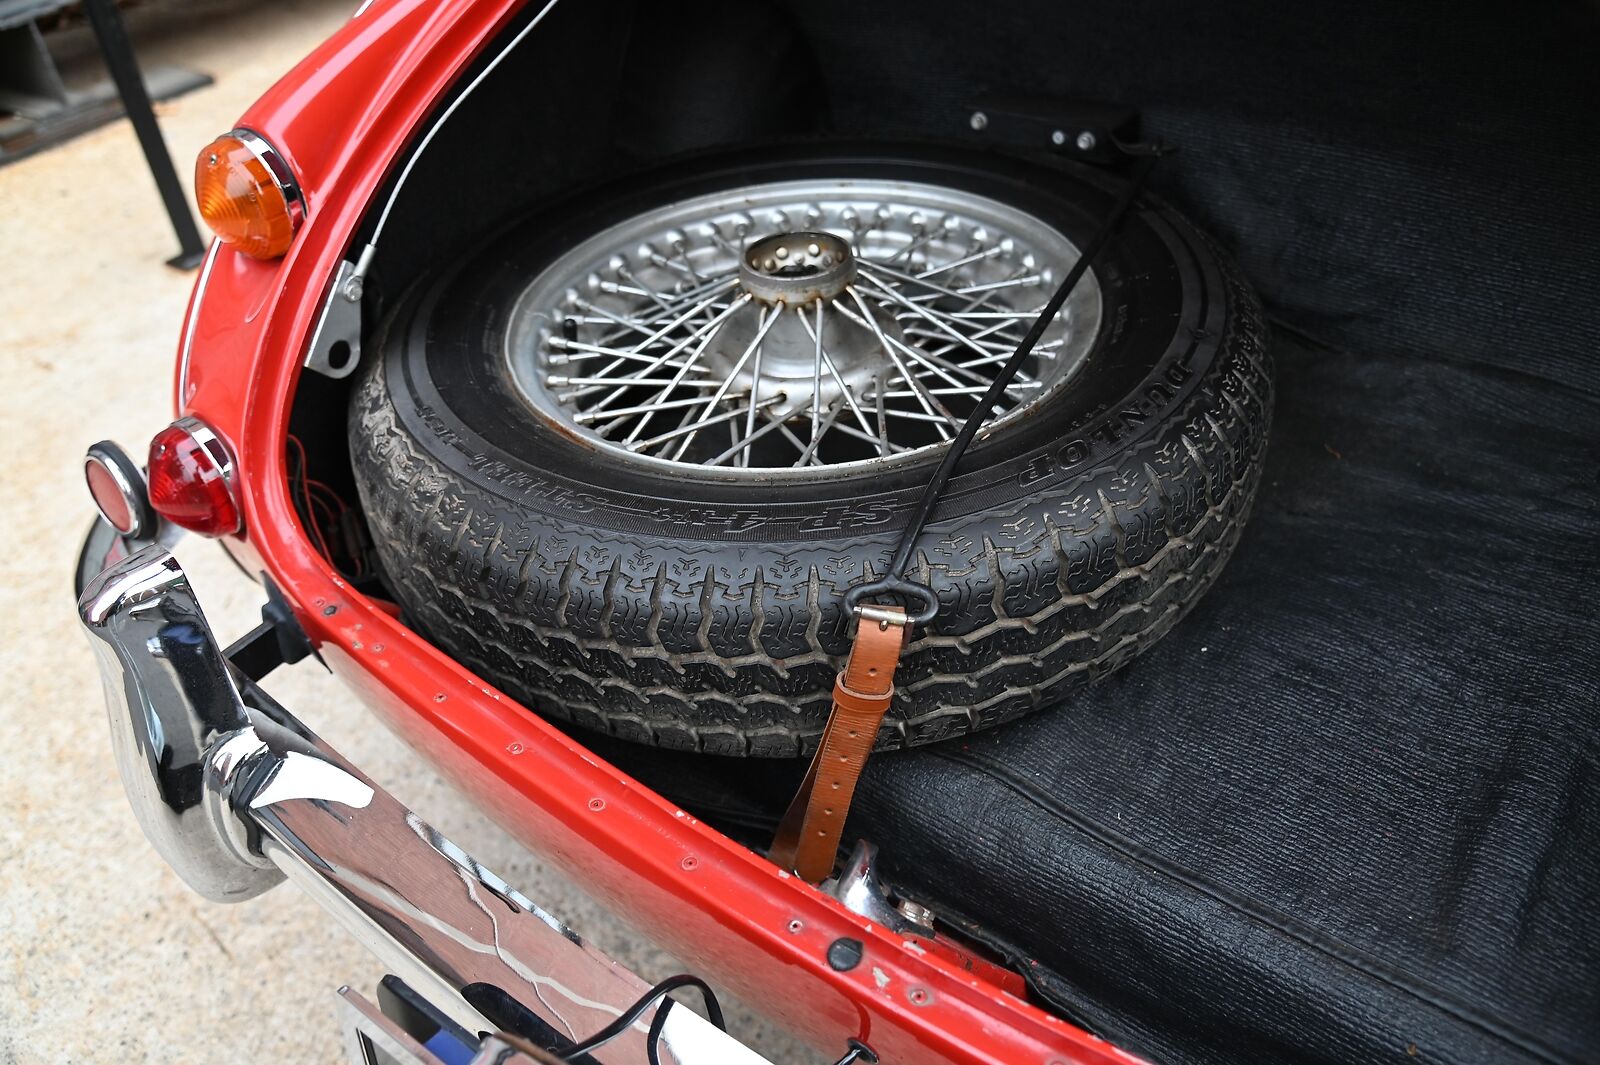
[580,328,1600,1064]
[844,330,1600,1064]
[511,2,1600,1056]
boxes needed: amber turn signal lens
[195,134,296,260]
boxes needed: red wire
[287,434,336,565]
[286,433,368,578]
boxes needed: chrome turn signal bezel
[194,128,306,260]
[230,128,307,230]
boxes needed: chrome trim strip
[77,544,774,1065]
[175,239,219,409]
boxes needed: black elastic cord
[557,974,724,1062]
[844,148,1165,626]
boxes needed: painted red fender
[177,2,1148,1061]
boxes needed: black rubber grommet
[827,937,864,972]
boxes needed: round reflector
[194,131,302,260]
[84,440,155,538]
[147,418,241,536]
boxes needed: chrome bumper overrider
[79,543,773,1065]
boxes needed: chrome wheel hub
[506,177,1102,476]
[738,230,858,304]
[711,234,901,420]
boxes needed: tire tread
[350,219,1272,756]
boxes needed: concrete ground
[0,2,815,1061]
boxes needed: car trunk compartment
[284,2,1600,1061]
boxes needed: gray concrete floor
[0,2,816,1060]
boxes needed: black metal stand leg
[81,0,207,269]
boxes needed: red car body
[175,1,1145,1061]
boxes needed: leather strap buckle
[770,604,909,883]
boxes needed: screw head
[1051,129,1066,146]
[969,110,989,131]
[1076,131,1098,152]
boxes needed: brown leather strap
[771,605,908,882]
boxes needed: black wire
[844,147,1166,626]
[557,974,724,1062]
[645,999,672,1065]
[832,1039,878,1065]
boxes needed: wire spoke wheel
[506,179,1102,475]
[354,143,1271,754]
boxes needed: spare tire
[349,142,1272,757]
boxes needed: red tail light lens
[147,418,241,536]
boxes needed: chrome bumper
[78,542,773,1065]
